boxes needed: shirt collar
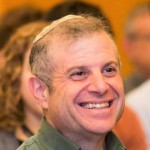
[105,132,126,150]
[37,117,125,150]
[37,117,80,150]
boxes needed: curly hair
[0,21,48,131]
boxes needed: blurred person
[122,3,150,149]
[0,21,48,150]
[0,6,44,70]
[0,6,44,49]
[113,106,147,150]
[0,50,4,68]
[126,79,150,149]
[123,3,150,94]
[18,14,126,150]
[44,0,113,36]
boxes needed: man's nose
[87,73,109,95]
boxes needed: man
[18,15,125,150]
[123,3,150,94]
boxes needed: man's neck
[63,130,106,150]
[78,138,105,150]
[79,141,105,150]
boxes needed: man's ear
[29,76,49,109]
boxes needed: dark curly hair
[0,21,47,131]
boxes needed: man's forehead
[47,31,116,53]
[48,31,118,60]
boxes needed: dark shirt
[17,118,126,150]
[124,73,146,94]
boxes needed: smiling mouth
[80,101,113,109]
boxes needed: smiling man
[17,15,125,150]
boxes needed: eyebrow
[66,61,120,73]
[103,61,120,70]
[67,66,86,74]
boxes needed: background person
[0,6,44,49]
[122,3,150,149]
[113,106,147,150]
[126,79,150,149]
[44,0,113,36]
[0,6,44,70]
[123,3,150,94]
[0,21,47,150]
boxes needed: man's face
[125,13,150,74]
[45,32,125,138]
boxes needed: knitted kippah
[33,15,84,43]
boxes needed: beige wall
[0,0,149,78]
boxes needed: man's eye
[103,66,119,77]
[70,71,88,81]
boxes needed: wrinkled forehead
[45,30,119,62]
[37,24,118,58]
[32,15,120,65]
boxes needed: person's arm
[113,106,147,150]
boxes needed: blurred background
[0,0,149,78]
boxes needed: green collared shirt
[17,118,126,150]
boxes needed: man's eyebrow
[66,66,86,73]
[103,61,120,69]
[66,61,120,72]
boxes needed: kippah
[33,15,84,43]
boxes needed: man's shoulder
[17,135,44,150]
[106,132,126,150]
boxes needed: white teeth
[83,102,109,109]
